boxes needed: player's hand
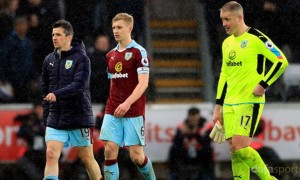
[253,84,266,97]
[114,102,131,118]
[44,93,56,102]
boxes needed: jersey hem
[224,102,265,106]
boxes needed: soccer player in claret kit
[99,13,156,180]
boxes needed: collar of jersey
[113,40,137,51]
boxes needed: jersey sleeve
[255,35,289,88]
[216,41,229,105]
[136,48,150,74]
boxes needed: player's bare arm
[114,73,149,118]
[212,104,223,125]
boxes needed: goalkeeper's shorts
[223,103,264,139]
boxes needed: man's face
[112,20,132,42]
[220,10,240,35]
[52,27,71,50]
[188,113,200,125]
[15,21,29,37]
[95,36,110,52]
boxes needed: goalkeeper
[212,1,288,180]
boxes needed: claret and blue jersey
[105,40,150,117]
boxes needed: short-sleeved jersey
[216,28,288,105]
[105,40,150,117]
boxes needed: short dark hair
[52,19,74,36]
[188,107,200,116]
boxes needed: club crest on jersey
[125,52,132,61]
[240,40,248,48]
[65,60,73,69]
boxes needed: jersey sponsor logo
[141,58,149,66]
[109,72,128,79]
[115,62,122,72]
[125,52,132,60]
[65,60,73,69]
[226,61,242,66]
[240,40,248,48]
[229,50,236,60]
[111,62,128,78]
[227,50,242,66]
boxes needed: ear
[128,26,133,33]
[67,35,73,42]
[238,14,243,22]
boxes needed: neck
[235,24,249,37]
[59,45,71,52]
[118,38,132,50]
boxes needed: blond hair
[112,13,134,27]
[220,1,243,16]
